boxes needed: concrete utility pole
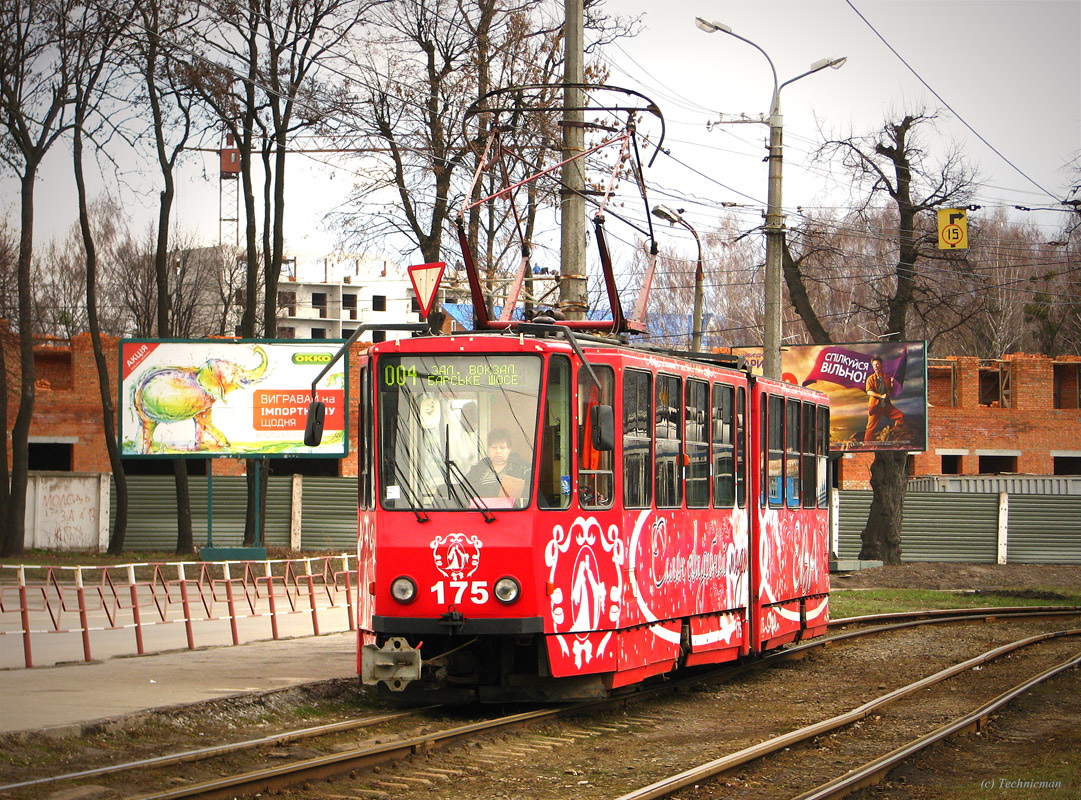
[560,0,587,320]
[695,18,845,380]
[763,109,785,380]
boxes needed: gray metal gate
[111,475,293,550]
[299,476,359,551]
[838,491,999,562]
[1007,495,1081,564]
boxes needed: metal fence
[96,477,1081,564]
[0,555,357,669]
[837,491,1081,564]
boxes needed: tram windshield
[377,354,542,511]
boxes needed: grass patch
[830,587,1081,619]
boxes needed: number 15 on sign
[937,209,968,250]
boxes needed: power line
[845,0,1064,204]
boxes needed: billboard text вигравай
[119,340,347,458]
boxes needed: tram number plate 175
[431,581,490,605]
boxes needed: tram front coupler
[361,637,422,690]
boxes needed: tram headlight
[390,576,418,604]
[493,576,521,605]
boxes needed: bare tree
[184,0,374,545]
[108,222,158,337]
[0,217,16,536]
[67,0,137,554]
[31,197,136,340]
[786,111,976,564]
[130,0,206,554]
[0,0,80,556]
[342,0,495,263]
[210,245,249,336]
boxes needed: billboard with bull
[119,339,348,458]
[731,341,928,453]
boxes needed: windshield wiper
[443,430,495,522]
[447,459,495,523]
[391,460,430,523]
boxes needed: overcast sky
[9,0,1080,261]
[602,0,1079,239]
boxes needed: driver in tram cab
[465,427,528,499]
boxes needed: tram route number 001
[431,580,490,605]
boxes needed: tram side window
[736,387,747,507]
[802,402,816,508]
[655,374,683,508]
[578,364,614,509]
[623,370,652,508]
[686,379,710,508]
[539,355,572,509]
[786,400,801,507]
[768,395,784,507]
[817,406,831,508]
[712,383,735,507]
[359,365,372,510]
[760,400,768,507]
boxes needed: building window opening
[278,290,296,316]
[268,458,339,477]
[1053,363,1080,409]
[373,294,387,312]
[28,443,73,471]
[978,361,1012,407]
[941,454,962,474]
[34,350,74,391]
[1053,457,1081,476]
[978,454,1017,474]
[123,458,207,476]
[312,292,328,319]
[927,361,957,407]
[311,328,327,339]
[343,293,358,320]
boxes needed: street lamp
[652,205,704,352]
[695,17,845,379]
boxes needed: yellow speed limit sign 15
[937,208,968,249]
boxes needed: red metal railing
[0,555,357,668]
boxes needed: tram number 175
[431,581,490,605]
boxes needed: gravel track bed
[273,617,1079,800]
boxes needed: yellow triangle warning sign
[408,262,445,318]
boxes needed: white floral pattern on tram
[545,516,623,668]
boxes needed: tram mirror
[304,400,326,447]
[590,404,615,451]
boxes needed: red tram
[301,84,833,701]
[333,325,830,702]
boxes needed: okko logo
[431,533,483,581]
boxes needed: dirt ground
[1,563,1077,799]
[831,562,1081,592]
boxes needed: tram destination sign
[731,341,928,453]
[119,339,348,458]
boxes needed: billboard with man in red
[733,341,927,453]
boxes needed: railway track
[3,606,1077,799]
[617,630,1080,800]
[792,652,1080,800]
